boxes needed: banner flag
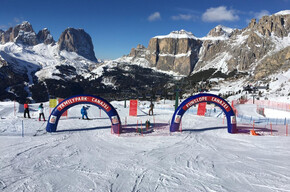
[49,99,57,108]
[129,100,138,116]
[197,102,206,116]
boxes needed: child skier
[38,103,46,121]
[81,106,89,120]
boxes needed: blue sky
[0,0,289,59]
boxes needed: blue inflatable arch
[46,95,122,134]
[170,93,237,133]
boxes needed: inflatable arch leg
[170,93,237,133]
[46,95,122,134]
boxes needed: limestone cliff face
[194,12,290,80]
[128,12,289,78]
[129,44,147,58]
[146,30,202,75]
[58,28,97,61]
[254,46,290,80]
[256,13,289,38]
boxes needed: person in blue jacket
[81,106,89,120]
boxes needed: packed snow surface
[0,100,290,192]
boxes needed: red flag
[197,102,206,116]
[129,100,138,116]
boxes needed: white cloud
[148,12,161,21]
[171,14,197,21]
[202,6,239,22]
[254,10,270,19]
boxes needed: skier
[38,103,46,121]
[81,106,89,120]
[149,102,154,116]
[24,101,31,118]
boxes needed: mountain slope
[126,11,290,78]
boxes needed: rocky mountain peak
[58,28,97,61]
[132,11,290,77]
[37,28,54,45]
[207,25,234,37]
[13,21,38,45]
[18,21,34,32]
[246,11,290,37]
[249,18,257,28]
[129,44,147,58]
[0,21,39,45]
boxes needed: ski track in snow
[0,101,290,192]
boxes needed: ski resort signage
[57,96,111,112]
[46,95,121,134]
[170,93,237,133]
[183,96,231,112]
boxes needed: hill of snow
[1,99,290,191]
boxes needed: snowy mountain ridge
[0,42,96,81]
[1,11,290,103]
[125,11,290,82]
[154,29,198,39]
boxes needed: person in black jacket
[24,101,31,118]
[149,102,154,116]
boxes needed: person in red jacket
[24,101,31,118]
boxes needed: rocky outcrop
[0,22,97,61]
[127,12,289,78]
[37,28,54,45]
[12,21,38,45]
[1,27,13,44]
[207,25,234,37]
[58,28,97,61]
[0,21,39,45]
[256,14,289,38]
[129,44,147,58]
[146,30,202,75]
[254,46,290,80]
[194,12,290,80]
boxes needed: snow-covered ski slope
[1,100,290,192]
